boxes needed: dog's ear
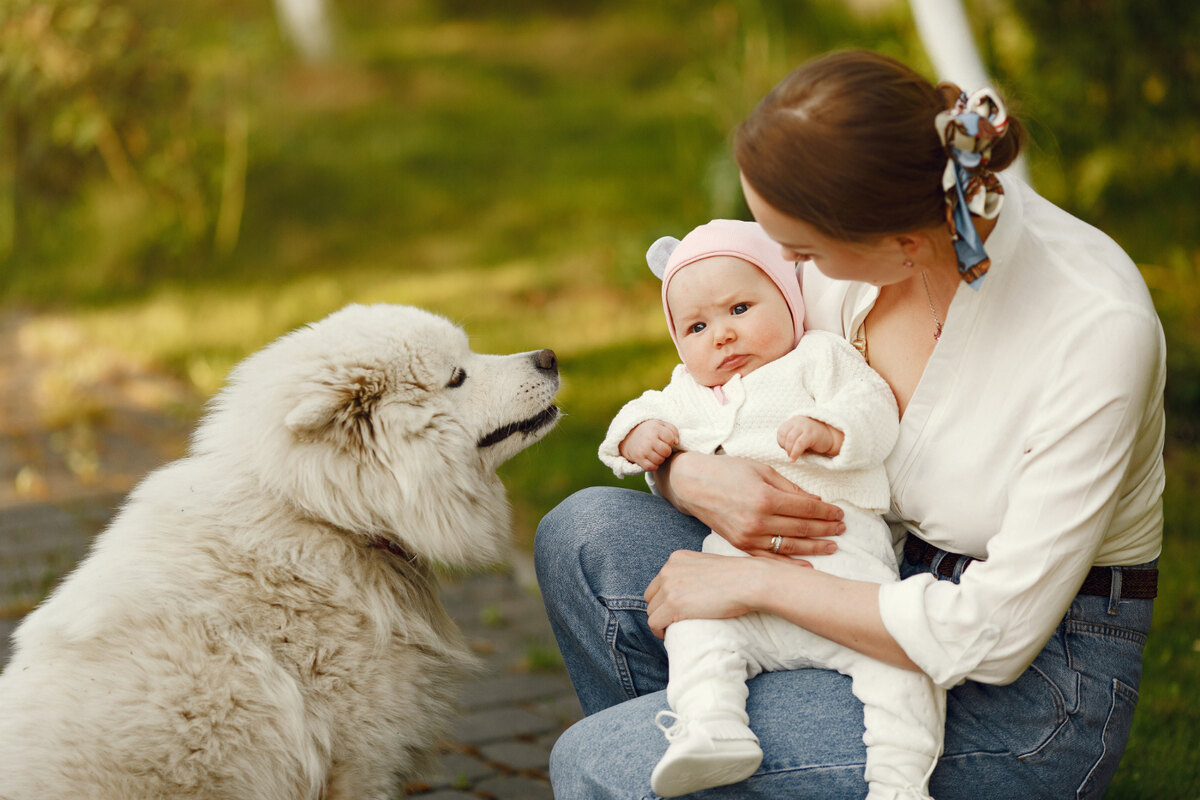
[284,360,441,447]
[285,391,344,436]
[285,366,389,438]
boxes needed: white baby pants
[664,505,946,800]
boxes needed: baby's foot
[650,710,763,798]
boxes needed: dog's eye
[446,367,467,388]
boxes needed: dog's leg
[324,762,407,800]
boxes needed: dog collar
[365,534,417,562]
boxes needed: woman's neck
[865,213,1000,416]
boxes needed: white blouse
[801,174,1166,688]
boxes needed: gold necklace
[920,272,944,341]
[853,272,943,364]
[852,320,869,363]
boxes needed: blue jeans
[535,487,1154,799]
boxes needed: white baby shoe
[650,710,763,798]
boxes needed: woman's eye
[688,322,706,335]
[732,303,749,315]
[446,367,467,388]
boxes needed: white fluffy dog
[0,304,560,800]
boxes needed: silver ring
[770,535,782,554]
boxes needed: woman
[536,50,1164,798]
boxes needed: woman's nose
[781,245,805,263]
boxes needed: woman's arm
[655,450,846,558]
[644,549,921,671]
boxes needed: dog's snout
[533,349,558,374]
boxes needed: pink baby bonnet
[646,219,805,356]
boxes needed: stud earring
[903,260,914,269]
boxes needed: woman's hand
[656,451,845,557]
[644,549,808,638]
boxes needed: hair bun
[935,85,1023,174]
[935,81,964,111]
[986,114,1024,173]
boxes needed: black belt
[903,536,1158,599]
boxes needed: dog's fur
[0,304,560,800]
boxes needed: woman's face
[740,173,910,287]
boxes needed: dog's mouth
[477,404,560,449]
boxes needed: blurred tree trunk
[215,66,249,258]
[0,115,13,260]
[909,0,1030,183]
[273,0,333,62]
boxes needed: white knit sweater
[599,331,899,513]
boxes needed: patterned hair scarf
[934,87,1008,288]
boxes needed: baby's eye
[732,303,750,315]
[688,322,707,335]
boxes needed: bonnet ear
[646,236,680,280]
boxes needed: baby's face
[666,256,794,387]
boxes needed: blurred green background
[2,0,1197,794]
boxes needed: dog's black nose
[533,349,558,374]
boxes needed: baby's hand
[777,415,844,460]
[619,420,680,472]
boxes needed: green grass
[1110,447,1200,798]
[2,0,1198,795]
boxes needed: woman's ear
[894,232,932,264]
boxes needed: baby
[598,219,944,799]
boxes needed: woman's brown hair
[734,50,1024,242]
